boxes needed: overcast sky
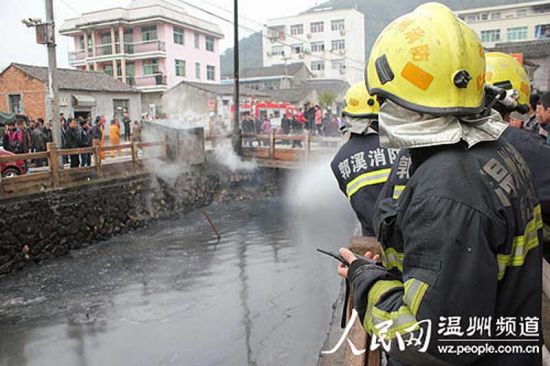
[1,0,320,69]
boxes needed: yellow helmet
[365,2,485,115]
[485,52,530,106]
[342,82,380,118]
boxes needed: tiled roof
[8,63,140,93]
[174,81,270,97]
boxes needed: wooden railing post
[162,134,169,160]
[304,130,310,161]
[92,139,103,177]
[131,141,138,172]
[46,142,60,188]
[269,130,275,159]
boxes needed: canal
[0,168,355,366]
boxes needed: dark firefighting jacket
[351,140,543,365]
[330,132,398,236]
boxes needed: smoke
[212,141,256,172]
[140,121,191,186]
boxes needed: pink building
[59,0,223,116]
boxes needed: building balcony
[68,40,167,65]
[133,74,167,91]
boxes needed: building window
[143,59,159,75]
[205,35,215,52]
[8,94,21,113]
[310,21,324,33]
[194,32,200,49]
[291,43,303,54]
[480,29,501,42]
[267,26,286,41]
[104,64,113,77]
[491,12,501,20]
[311,60,324,71]
[173,27,184,45]
[79,36,85,50]
[290,24,303,35]
[331,19,345,31]
[207,65,215,81]
[141,26,157,41]
[195,62,200,79]
[311,41,325,52]
[517,9,527,17]
[507,26,528,41]
[466,15,478,22]
[175,59,186,77]
[480,13,489,21]
[271,45,284,56]
[331,39,345,51]
[331,59,345,70]
[535,24,550,39]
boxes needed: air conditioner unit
[299,54,305,59]
[339,68,346,74]
[307,33,312,39]
[340,29,346,35]
[266,52,272,57]
[339,49,346,55]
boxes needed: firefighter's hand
[337,248,380,278]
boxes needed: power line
[191,0,367,68]
[168,0,366,73]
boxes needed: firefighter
[330,82,397,237]
[337,4,543,365]
[485,51,550,260]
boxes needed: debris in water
[202,211,221,242]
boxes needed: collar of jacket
[378,100,507,149]
[341,117,378,135]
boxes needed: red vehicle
[0,149,27,177]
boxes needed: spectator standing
[123,111,131,142]
[109,118,121,157]
[131,120,141,142]
[91,116,106,159]
[31,120,47,167]
[16,120,31,153]
[3,122,22,153]
[65,118,81,168]
[44,121,53,143]
[314,105,323,135]
[79,120,92,166]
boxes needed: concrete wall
[59,90,141,127]
[161,83,215,121]
[0,167,219,275]
[531,55,550,91]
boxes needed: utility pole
[232,0,241,155]
[45,0,61,148]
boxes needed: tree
[318,92,337,109]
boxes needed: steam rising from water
[212,142,256,172]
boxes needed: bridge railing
[0,138,168,197]
[239,130,342,163]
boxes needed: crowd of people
[239,103,342,142]
[2,111,142,170]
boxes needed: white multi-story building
[456,0,550,91]
[456,0,550,48]
[262,7,365,85]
